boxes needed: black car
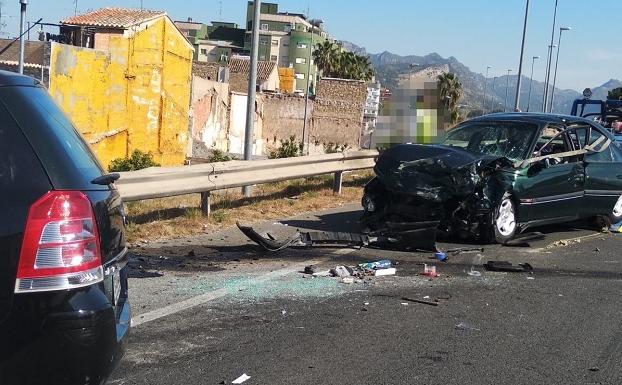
[0,71,130,384]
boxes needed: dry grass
[125,171,373,243]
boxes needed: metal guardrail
[116,150,379,214]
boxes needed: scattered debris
[330,266,352,278]
[400,302,409,306]
[304,265,318,275]
[359,260,392,269]
[526,277,535,280]
[611,221,622,233]
[484,261,533,273]
[402,297,438,306]
[232,373,251,384]
[374,267,396,276]
[435,252,447,262]
[455,322,480,331]
[588,366,600,372]
[341,277,355,284]
[467,268,481,277]
[281,309,287,316]
[446,247,484,254]
[421,264,438,278]
[594,247,601,252]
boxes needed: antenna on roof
[140,0,144,10]
[218,0,223,20]
[73,0,78,15]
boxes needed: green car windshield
[442,122,538,161]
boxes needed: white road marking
[132,257,332,327]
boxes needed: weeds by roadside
[124,171,373,243]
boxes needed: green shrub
[208,149,237,163]
[269,136,303,159]
[109,150,160,172]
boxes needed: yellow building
[47,8,194,167]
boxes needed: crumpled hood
[374,144,511,202]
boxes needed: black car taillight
[15,191,103,293]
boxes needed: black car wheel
[493,194,517,244]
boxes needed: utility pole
[526,56,539,112]
[504,69,512,112]
[302,26,313,155]
[514,0,530,112]
[18,0,26,74]
[549,27,570,113]
[490,76,497,112]
[542,0,558,112]
[242,0,261,197]
[482,65,491,114]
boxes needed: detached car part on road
[362,113,622,244]
[0,71,130,384]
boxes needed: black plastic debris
[484,261,533,273]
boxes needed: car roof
[466,112,594,127]
[0,70,41,87]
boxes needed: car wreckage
[238,113,622,252]
[362,113,622,245]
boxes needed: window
[271,39,278,46]
[586,127,613,162]
[295,73,305,79]
[282,42,289,47]
[259,55,266,61]
[270,55,278,61]
[284,25,292,32]
[297,42,307,49]
[443,122,538,161]
[260,40,268,46]
[295,57,306,64]
[200,48,207,55]
[261,23,269,31]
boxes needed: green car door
[516,126,585,225]
[583,124,622,218]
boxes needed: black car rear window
[0,86,106,191]
[442,122,539,161]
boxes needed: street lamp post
[504,69,512,112]
[549,26,571,113]
[489,76,497,112]
[526,56,539,112]
[542,0,559,112]
[482,65,491,114]
[514,0,530,112]
[18,0,27,74]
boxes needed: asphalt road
[110,204,622,385]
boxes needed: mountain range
[340,41,622,114]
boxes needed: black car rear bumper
[0,272,131,385]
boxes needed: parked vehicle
[362,113,622,244]
[571,98,622,143]
[0,71,130,384]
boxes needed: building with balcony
[245,1,328,94]
[175,19,246,64]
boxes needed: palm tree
[313,41,374,81]
[313,40,340,77]
[437,73,463,124]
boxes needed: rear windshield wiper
[91,173,120,186]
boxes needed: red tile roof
[229,58,276,83]
[60,7,166,29]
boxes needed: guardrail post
[200,192,211,216]
[333,171,343,194]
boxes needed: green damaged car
[362,113,622,245]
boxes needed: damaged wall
[229,92,263,155]
[190,75,230,158]
[47,17,193,168]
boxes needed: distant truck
[571,88,622,142]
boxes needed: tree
[313,42,374,81]
[437,73,463,124]
[608,87,622,100]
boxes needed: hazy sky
[2,0,619,91]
